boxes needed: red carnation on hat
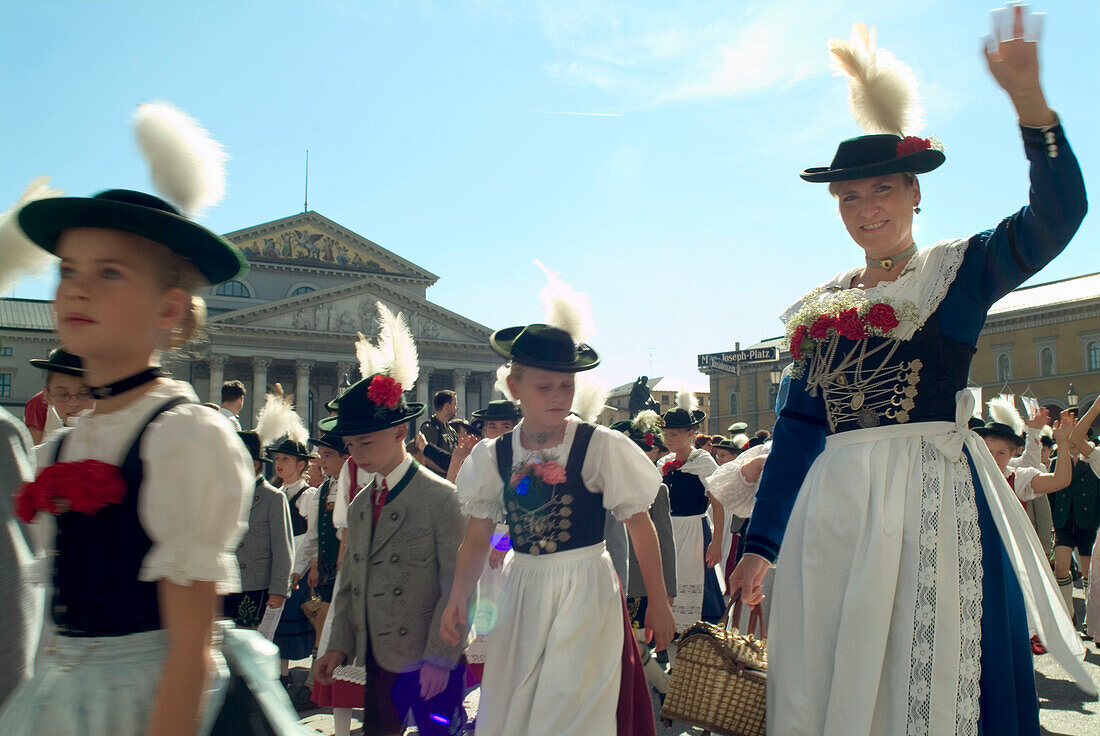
[367,374,404,409]
[866,302,900,332]
[896,136,931,157]
[643,432,655,448]
[836,308,868,341]
[808,315,835,340]
[790,324,809,360]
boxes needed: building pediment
[223,211,438,284]
[210,276,490,344]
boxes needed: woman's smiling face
[834,174,921,258]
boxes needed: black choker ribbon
[90,367,167,400]
[866,243,918,272]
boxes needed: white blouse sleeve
[293,488,319,575]
[1012,466,1041,502]
[581,426,661,521]
[333,462,351,534]
[1083,447,1100,480]
[704,444,769,518]
[137,405,251,594]
[455,438,506,521]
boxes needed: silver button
[1044,131,1056,143]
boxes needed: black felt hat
[18,189,248,285]
[973,422,1024,447]
[713,436,747,453]
[490,324,599,373]
[265,438,313,460]
[471,400,523,422]
[611,419,663,452]
[727,421,748,434]
[238,431,262,462]
[309,433,347,454]
[967,416,985,431]
[325,395,340,412]
[28,348,85,377]
[800,134,945,183]
[317,374,425,436]
[662,407,706,429]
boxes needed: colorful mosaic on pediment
[235,225,396,273]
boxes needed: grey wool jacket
[0,408,39,707]
[236,476,295,597]
[324,461,469,673]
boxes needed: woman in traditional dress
[728,8,1094,735]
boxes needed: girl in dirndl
[729,10,1095,734]
[440,289,677,736]
[658,391,725,632]
[0,103,252,736]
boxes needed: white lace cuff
[462,498,504,521]
[611,501,652,522]
[140,545,241,595]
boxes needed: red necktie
[372,478,388,527]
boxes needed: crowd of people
[0,4,1098,735]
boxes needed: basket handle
[724,589,767,640]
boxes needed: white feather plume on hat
[354,301,420,391]
[255,385,308,448]
[828,23,925,136]
[633,409,662,436]
[0,177,64,294]
[133,102,227,218]
[570,374,609,423]
[534,260,595,342]
[494,364,514,401]
[1039,425,1053,441]
[676,387,699,414]
[988,396,1024,436]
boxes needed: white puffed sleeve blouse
[41,381,251,594]
[456,415,661,523]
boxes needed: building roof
[608,375,708,398]
[989,271,1100,316]
[0,298,54,331]
[747,335,786,351]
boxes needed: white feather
[828,23,924,136]
[255,390,308,448]
[732,433,750,449]
[133,102,227,217]
[1040,425,1053,440]
[675,387,698,414]
[495,364,514,401]
[632,409,662,436]
[570,373,609,424]
[988,396,1024,435]
[0,177,64,294]
[355,331,384,379]
[534,260,595,342]
[389,310,420,389]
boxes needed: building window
[728,392,739,416]
[661,394,670,405]
[0,347,11,356]
[1038,346,1055,377]
[1087,341,1100,371]
[996,353,1012,382]
[0,373,10,398]
[215,280,250,298]
[289,285,316,297]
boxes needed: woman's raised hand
[983,3,1055,127]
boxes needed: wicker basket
[660,601,767,736]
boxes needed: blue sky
[4,1,1099,390]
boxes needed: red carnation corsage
[896,136,931,157]
[367,375,403,409]
[662,459,685,476]
[643,432,655,448]
[13,460,128,523]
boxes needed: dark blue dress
[744,122,1086,735]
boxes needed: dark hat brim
[28,359,85,377]
[663,409,707,429]
[317,402,426,437]
[264,449,314,460]
[490,326,600,373]
[471,407,523,422]
[309,435,347,453]
[973,423,1024,446]
[800,149,945,183]
[18,195,248,285]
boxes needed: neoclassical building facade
[0,210,503,429]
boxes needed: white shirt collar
[376,453,414,491]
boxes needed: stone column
[453,368,470,415]
[295,359,314,424]
[481,374,493,411]
[416,366,434,409]
[208,353,226,404]
[250,356,271,429]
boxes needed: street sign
[697,346,779,374]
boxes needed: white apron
[767,392,1093,736]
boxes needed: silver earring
[914,206,921,214]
